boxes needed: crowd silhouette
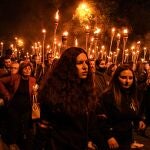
[0,47,150,150]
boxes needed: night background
[0,0,150,51]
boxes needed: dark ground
[133,126,150,150]
[0,127,150,149]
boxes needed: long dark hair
[39,47,96,115]
[108,64,138,110]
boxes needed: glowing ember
[55,10,59,22]
[75,2,94,24]
[63,31,69,36]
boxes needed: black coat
[35,101,102,150]
[140,86,150,125]
[97,90,141,149]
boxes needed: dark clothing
[0,74,36,150]
[0,74,36,100]
[97,90,141,150]
[11,78,31,112]
[35,101,102,150]
[8,78,32,144]
[140,86,150,125]
[44,59,53,72]
[32,62,43,84]
[94,71,108,96]
[0,68,10,77]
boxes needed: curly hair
[39,47,97,115]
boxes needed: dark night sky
[0,0,150,49]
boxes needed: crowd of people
[0,47,150,150]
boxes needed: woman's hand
[107,137,119,149]
[139,120,146,130]
[32,84,39,95]
[88,141,96,150]
[0,98,4,106]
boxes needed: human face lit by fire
[118,69,133,89]
[76,53,88,79]
[22,66,32,76]
[4,59,11,68]
[10,63,19,75]
[89,60,95,73]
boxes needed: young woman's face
[118,69,133,89]
[76,53,88,79]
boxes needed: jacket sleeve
[96,93,115,140]
[0,76,12,101]
[138,86,150,124]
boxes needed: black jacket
[35,100,102,150]
[97,90,142,149]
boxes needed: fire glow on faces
[22,66,32,76]
[118,69,133,89]
[10,63,19,75]
[76,53,88,79]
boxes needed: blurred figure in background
[0,56,11,77]
[95,59,107,74]
[31,55,43,84]
[10,62,20,75]
[44,52,54,72]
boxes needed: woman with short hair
[0,61,37,150]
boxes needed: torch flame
[111,28,116,33]
[94,28,101,34]
[86,25,90,30]
[63,31,69,36]
[117,33,121,39]
[42,29,46,33]
[123,29,128,34]
[55,10,59,21]
[75,2,94,25]
[75,38,78,47]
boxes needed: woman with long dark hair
[35,47,102,150]
[97,64,145,150]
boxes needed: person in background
[10,61,20,75]
[104,63,117,86]
[95,59,107,74]
[94,59,109,96]
[31,55,43,84]
[96,64,145,150]
[89,58,109,96]
[136,61,149,106]
[140,81,150,126]
[138,64,150,138]
[143,61,149,74]
[89,58,95,74]
[44,52,54,72]
[0,56,11,77]
[0,61,37,150]
[0,61,20,148]
[35,47,103,150]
